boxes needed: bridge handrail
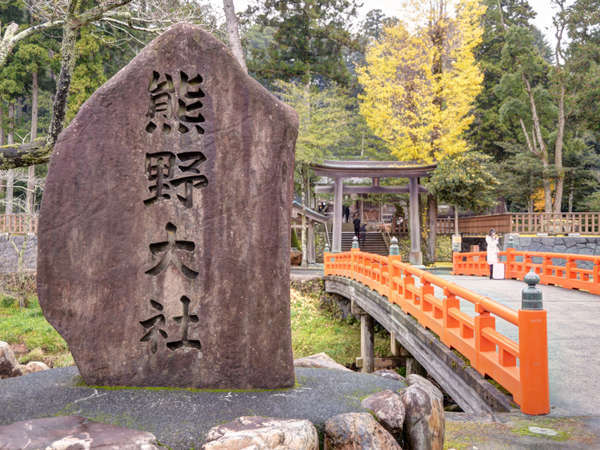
[399,262,520,325]
[453,249,600,295]
[324,248,549,415]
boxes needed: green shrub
[1,295,16,307]
[291,228,301,250]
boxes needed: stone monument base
[0,367,405,448]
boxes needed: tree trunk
[223,0,247,73]
[0,102,4,198]
[301,166,309,267]
[426,193,437,263]
[523,74,553,213]
[26,70,38,213]
[568,181,574,213]
[6,102,15,214]
[0,101,4,145]
[48,21,78,147]
[553,82,565,213]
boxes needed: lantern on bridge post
[518,270,549,415]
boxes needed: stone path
[439,275,600,417]
[0,367,405,449]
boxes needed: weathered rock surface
[37,23,298,389]
[373,369,406,383]
[0,416,158,449]
[401,384,445,450]
[21,360,50,374]
[324,412,402,449]
[406,374,444,403]
[291,249,302,266]
[294,352,351,371]
[203,416,318,449]
[0,341,20,378]
[361,390,405,438]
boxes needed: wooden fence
[393,212,600,236]
[453,249,600,296]
[325,249,549,415]
[0,214,38,234]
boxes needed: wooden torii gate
[312,160,436,265]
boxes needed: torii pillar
[408,177,423,266]
[332,177,343,253]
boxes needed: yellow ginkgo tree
[357,0,486,262]
[357,0,485,163]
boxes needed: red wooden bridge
[324,248,549,415]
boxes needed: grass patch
[291,287,391,367]
[1,287,392,371]
[0,298,73,368]
[511,422,569,441]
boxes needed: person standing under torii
[343,205,350,223]
[353,213,361,241]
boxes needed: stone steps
[330,232,389,256]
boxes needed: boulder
[291,249,303,266]
[203,416,318,449]
[400,384,445,450]
[406,374,444,403]
[0,341,19,378]
[294,353,351,371]
[373,369,406,383]
[37,23,297,389]
[361,390,405,438]
[0,416,158,449]
[324,412,401,449]
[21,361,50,374]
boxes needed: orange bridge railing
[453,249,600,296]
[324,249,549,415]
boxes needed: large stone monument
[37,23,298,389]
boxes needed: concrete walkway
[439,275,600,417]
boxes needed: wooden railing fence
[0,214,38,234]
[392,212,600,235]
[453,249,600,296]
[325,249,549,415]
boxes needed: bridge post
[361,314,375,373]
[352,299,375,373]
[518,270,549,415]
[406,357,427,377]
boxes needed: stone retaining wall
[0,234,37,273]
[503,235,600,255]
[503,235,599,269]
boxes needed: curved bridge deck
[439,274,600,417]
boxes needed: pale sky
[212,0,572,47]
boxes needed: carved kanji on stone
[167,296,201,352]
[146,71,205,135]
[145,222,198,279]
[139,300,167,354]
[140,297,201,354]
[144,150,208,208]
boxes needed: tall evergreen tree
[468,0,535,161]
[246,0,361,86]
